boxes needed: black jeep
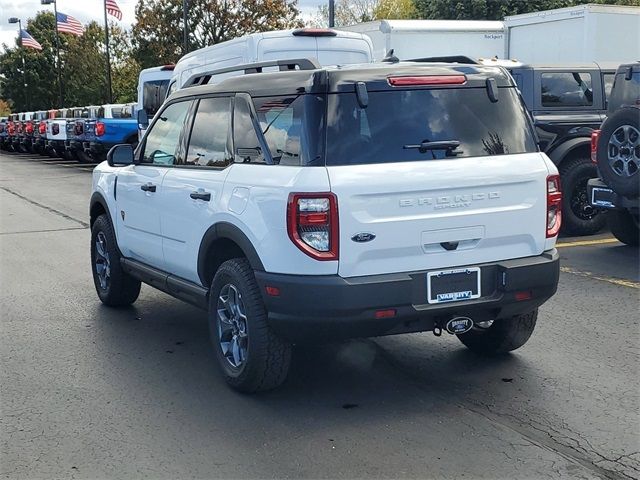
[588,62,640,246]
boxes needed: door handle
[190,191,211,201]
[141,183,156,192]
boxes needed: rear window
[541,72,593,107]
[608,70,640,113]
[325,87,537,166]
[143,80,170,116]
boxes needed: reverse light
[546,175,562,238]
[388,75,467,86]
[591,130,600,164]
[95,121,105,137]
[287,193,339,261]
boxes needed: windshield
[325,87,537,166]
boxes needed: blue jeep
[84,104,138,162]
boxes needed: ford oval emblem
[351,232,376,243]
[446,317,474,335]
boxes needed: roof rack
[183,58,321,89]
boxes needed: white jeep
[90,59,561,392]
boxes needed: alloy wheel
[94,231,111,290]
[217,283,249,369]
[608,125,640,177]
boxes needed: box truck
[339,20,505,61]
[505,4,640,64]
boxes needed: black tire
[608,209,640,246]
[597,107,639,197]
[559,156,606,236]
[91,214,141,307]
[457,309,538,355]
[209,258,291,393]
[76,150,93,164]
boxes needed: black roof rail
[408,56,479,65]
[183,58,321,89]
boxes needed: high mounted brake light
[591,130,600,164]
[388,75,467,86]
[161,64,175,71]
[292,28,337,37]
[287,193,339,261]
[546,175,562,238]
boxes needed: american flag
[56,12,84,36]
[20,30,43,51]
[106,0,123,21]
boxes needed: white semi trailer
[505,4,640,64]
[339,20,505,61]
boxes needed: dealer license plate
[427,267,481,304]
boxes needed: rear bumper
[588,178,639,211]
[255,249,559,341]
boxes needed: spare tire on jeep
[597,107,639,197]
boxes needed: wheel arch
[548,138,591,167]
[90,191,113,228]
[198,222,265,288]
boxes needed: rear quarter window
[608,71,640,113]
[325,87,537,166]
[540,72,593,107]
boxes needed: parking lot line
[560,266,639,289]
[556,238,620,248]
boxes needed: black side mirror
[137,109,149,130]
[107,144,134,167]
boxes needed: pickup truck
[507,62,617,236]
[84,103,138,161]
[66,106,101,162]
[46,109,71,158]
[17,112,35,153]
[0,117,8,150]
[32,110,51,155]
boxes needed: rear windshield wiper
[403,140,462,156]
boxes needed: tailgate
[328,153,550,278]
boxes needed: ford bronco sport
[90,59,561,392]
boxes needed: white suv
[90,59,561,392]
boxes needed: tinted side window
[608,71,640,112]
[143,80,170,116]
[233,97,265,164]
[184,97,233,168]
[142,100,191,166]
[541,72,593,107]
[603,73,616,100]
[254,96,303,166]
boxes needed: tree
[0,99,11,116]
[313,0,378,27]
[132,0,303,69]
[415,0,640,21]
[109,23,140,103]
[373,0,416,20]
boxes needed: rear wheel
[457,309,538,355]
[209,258,291,392]
[608,209,640,246]
[560,156,606,236]
[91,214,141,306]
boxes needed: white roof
[346,19,504,33]
[505,3,640,25]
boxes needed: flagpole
[53,0,63,108]
[19,20,29,111]
[103,0,113,104]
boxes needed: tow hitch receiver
[433,317,475,336]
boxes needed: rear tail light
[25,122,33,134]
[388,75,467,86]
[96,121,105,137]
[590,130,600,164]
[546,175,562,238]
[52,123,60,135]
[38,122,46,134]
[287,193,339,261]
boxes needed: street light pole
[41,0,64,108]
[8,18,29,111]
[183,0,189,54]
[328,0,335,27]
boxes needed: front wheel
[209,258,291,393]
[457,309,538,355]
[91,214,141,306]
[608,209,640,246]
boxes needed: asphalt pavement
[1,151,639,480]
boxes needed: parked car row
[0,103,139,162]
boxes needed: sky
[0,0,320,52]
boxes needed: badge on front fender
[446,317,474,334]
